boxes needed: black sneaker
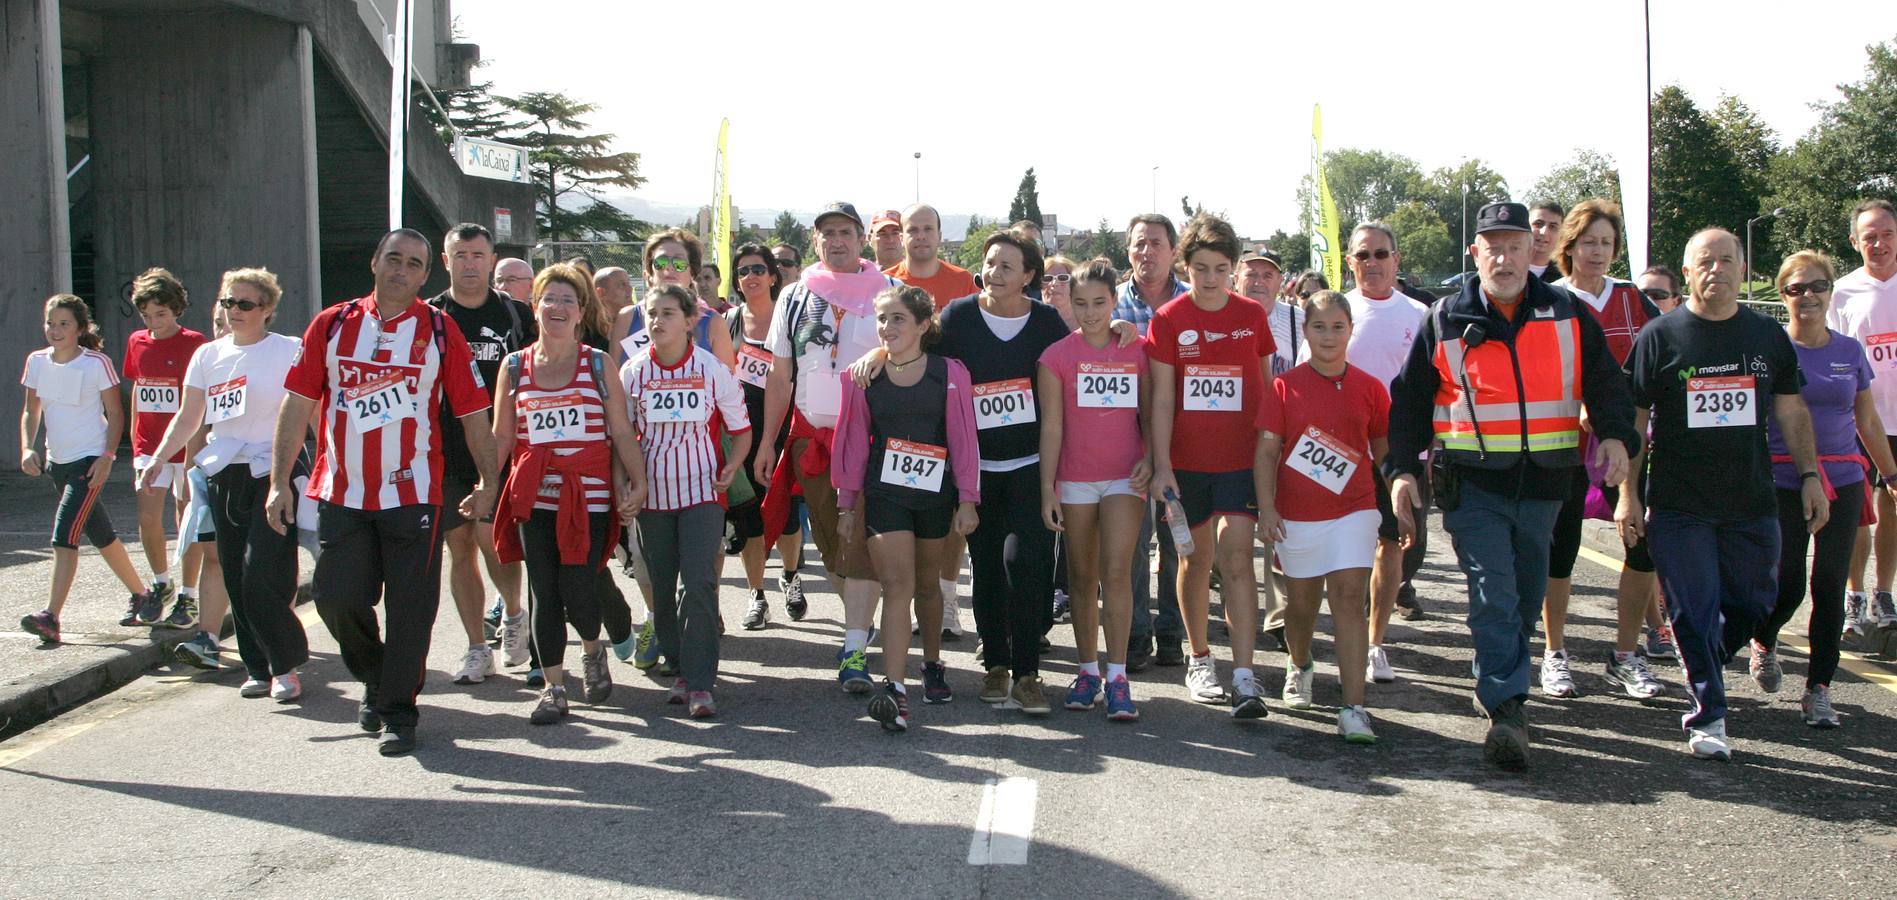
[162,592,198,629]
[922,660,953,704]
[174,632,220,670]
[741,590,769,630]
[1127,636,1155,672]
[1051,590,1072,624]
[20,609,59,645]
[1155,641,1187,667]
[118,593,145,627]
[783,573,808,621]
[131,589,164,626]
[377,725,417,756]
[868,681,910,732]
[1396,583,1427,620]
[357,700,384,733]
[1482,696,1530,771]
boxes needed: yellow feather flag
[712,118,733,300]
[1309,105,1342,289]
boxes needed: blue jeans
[1647,509,1779,731]
[1442,481,1562,714]
[1130,499,1182,645]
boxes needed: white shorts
[1057,478,1143,505]
[131,456,188,499]
[1276,509,1379,579]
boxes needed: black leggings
[208,468,311,680]
[522,510,610,670]
[1759,480,1861,689]
[1549,469,1655,577]
[49,457,117,550]
[970,463,1055,678]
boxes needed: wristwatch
[1801,471,1821,483]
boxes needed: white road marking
[967,776,1037,865]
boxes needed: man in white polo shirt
[1826,198,1897,632]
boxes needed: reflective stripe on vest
[1431,314,1583,464]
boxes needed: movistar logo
[1677,362,1740,382]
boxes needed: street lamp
[913,152,921,203]
[1746,207,1785,303]
[1151,165,1159,214]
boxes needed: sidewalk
[0,460,314,736]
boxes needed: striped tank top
[514,349,611,513]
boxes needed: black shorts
[727,493,802,542]
[1374,467,1429,542]
[1596,480,1656,573]
[49,457,117,550]
[864,496,952,540]
[439,468,500,531]
[1174,469,1256,530]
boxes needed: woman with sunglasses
[1042,255,1079,330]
[1755,251,1897,727]
[725,243,808,630]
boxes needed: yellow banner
[713,118,733,301]
[1310,105,1342,289]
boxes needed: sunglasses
[1781,279,1833,298]
[1042,273,1072,285]
[218,297,267,311]
[734,263,771,278]
[1640,287,1675,303]
[1352,249,1394,261]
[774,257,800,267]
[650,256,691,273]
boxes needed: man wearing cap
[1239,247,1300,649]
[870,209,906,270]
[755,202,900,691]
[1385,202,1639,771]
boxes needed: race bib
[736,344,773,389]
[1868,333,1897,375]
[204,376,247,424]
[1076,362,1138,409]
[802,366,843,419]
[523,394,594,444]
[1182,365,1242,412]
[879,438,947,493]
[1686,376,1755,429]
[135,378,181,415]
[343,372,415,433]
[642,375,710,423]
[1289,426,1362,495]
[619,330,652,359]
[973,378,1036,430]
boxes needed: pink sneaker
[270,672,302,702]
[688,691,717,718]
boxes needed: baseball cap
[1475,202,1531,235]
[814,201,864,231]
[1239,247,1284,272]
[870,209,903,232]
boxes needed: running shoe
[120,591,159,627]
[1482,696,1530,771]
[782,572,807,621]
[632,620,660,670]
[1230,674,1269,720]
[239,677,270,699]
[1338,705,1378,744]
[530,686,569,725]
[19,610,59,645]
[1155,641,1186,667]
[837,647,872,693]
[139,583,171,625]
[1844,592,1869,636]
[174,632,220,669]
[1186,654,1227,704]
[581,646,613,704]
[688,691,717,718]
[1366,644,1396,684]
[1643,624,1678,660]
[525,667,545,689]
[869,681,910,732]
[452,645,496,685]
[357,700,382,732]
[1802,685,1840,728]
[1876,591,1897,629]
[741,590,769,630]
[667,678,690,704]
[270,672,302,702]
[1604,653,1665,699]
[980,666,1012,704]
[1539,649,1578,698]
[1283,660,1316,710]
[1687,718,1731,761]
[161,592,198,629]
[1749,641,1782,694]
[921,660,953,705]
[611,632,635,663]
[1396,583,1427,621]
[1104,676,1139,721]
[1065,670,1102,710]
[1051,589,1072,624]
[377,726,417,756]
[941,589,964,641]
[1127,636,1154,672]
[1006,675,1052,714]
[483,595,504,644]
[500,613,530,667]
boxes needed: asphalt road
[2,512,1894,898]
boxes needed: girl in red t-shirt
[1253,291,1388,745]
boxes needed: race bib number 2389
[1685,376,1755,428]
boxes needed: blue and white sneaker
[837,647,872,693]
[1064,671,1102,710]
[525,667,545,689]
[1104,676,1139,721]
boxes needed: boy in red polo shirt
[122,268,208,627]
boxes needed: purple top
[1769,330,1873,490]
[832,357,982,509]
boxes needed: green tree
[958,215,1001,270]
[1006,169,1042,227]
[1385,202,1455,280]
[496,91,645,241]
[1092,217,1129,270]
[1530,149,1624,212]
[1649,85,1756,269]
[1767,36,1897,264]
[770,210,809,259]
[1419,159,1510,251]
[1711,94,1779,202]
[732,211,765,250]
[1298,149,1427,240]
[1266,229,1311,275]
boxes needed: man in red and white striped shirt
[266,228,496,756]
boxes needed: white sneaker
[1687,718,1731,761]
[1186,654,1226,703]
[1539,649,1577,698]
[1338,705,1378,744]
[1366,645,1396,684]
[453,645,496,685]
[1604,653,1665,699]
[238,677,270,698]
[941,583,965,639]
[269,672,302,702]
[1282,660,1315,709]
[499,612,530,668]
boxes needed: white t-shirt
[183,332,302,475]
[21,348,119,464]
[1554,276,1620,314]
[765,280,888,430]
[1344,289,1429,389]
[1265,300,1309,379]
[1826,265,1897,434]
[980,307,1030,342]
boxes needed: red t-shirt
[1255,363,1389,521]
[1145,291,1274,472]
[284,296,490,510]
[123,327,208,461]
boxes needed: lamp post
[1151,165,1159,214]
[913,152,921,203]
[1746,207,1785,303]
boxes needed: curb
[0,581,312,739]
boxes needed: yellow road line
[1577,543,1897,694]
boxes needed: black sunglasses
[734,263,771,278]
[218,297,267,311]
[1352,249,1394,261]
[1640,287,1675,303]
[1782,279,1833,298]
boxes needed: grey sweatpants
[638,502,724,691]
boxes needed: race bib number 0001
[973,378,1036,430]
[204,376,247,424]
[1182,365,1242,412]
[523,394,594,444]
[1076,362,1137,409]
[1686,376,1755,428]
[343,372,415,433]
[879,438,947,493]
[736,344,773,389]
[642,375,710,423]
[135,378,181,415]
[1289,426,1362,495]
[1869,333,1897,375]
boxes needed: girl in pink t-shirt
[1037,261,1151,721]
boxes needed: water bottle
[1162,488,1195,557]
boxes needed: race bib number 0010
[135,378,181,415]
[1686,376,1755,429]
[204,376,247,424]
[879,438,947,493]
[642,375,710,423]
[1289,426,1362,495]
[1182,365,1242,412]
[343,372,415,433]
[1076,362,1137,409]
[973,378,1036,430]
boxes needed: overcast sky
[454,0,1896,237]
